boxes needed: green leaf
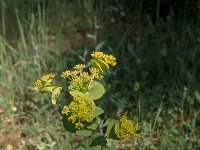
[69,81,105,100]
[95,59,109,70]
[77,145,101,150]
[90,133,107,147]
[69,90,85,98]
[91,60,103,74]
[76,146,85,150]
[76,129,92,137]
[106,119,120,140]
[87,81,105,100]
[93,106,104,118]
[87,146,101,150]
[40,84,57,93]
[62,115,76,133]
[46,79,53,84]
[87,118,99,130]
[51,86,62,105]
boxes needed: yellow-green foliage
[34,51,140,148]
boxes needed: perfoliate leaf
[77,146,101,150]
[90,133,107,147]
[87,81,105,100]
[93,106,104,118]
[69,81,105,101]
[87,118,99,130]
[95,59,109,70]
[51,86,62,105]
[91,60,103,74]
[76,129,92,137]
[40,84,57,93]
[106,119,119,140]
[69,90,86,98]
[86,146,101,150]
[75,146,85,150]
[62,115,76,133]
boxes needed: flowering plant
[34,51,140,149]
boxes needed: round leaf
[77,146,101,150]
[40,84,57,93]
[87,146,101,150]
[62,115,76,133]
[69,81,105,100]
[87,81,105,100]
[87,118,99,130]
[90,133,107,147]
[76,129,92,137]
[106,119,120,140]
[93,106,104,118]
[69,90,85,98]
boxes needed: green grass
[0,0,200,149]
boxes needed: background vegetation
[0,0,200,149]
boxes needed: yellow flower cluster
[61,64,103,93]
[89,67,103,80]
[61,96,95,129]
[34,79,42,89]
[74,64,86,70]
[41,73,55,82]
[34,73,55,89]
[115,116,140,139]
[91,51,117,66]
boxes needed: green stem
[152,99,163,132]
[156,0,160,26]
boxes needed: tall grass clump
[0,1,70,149]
